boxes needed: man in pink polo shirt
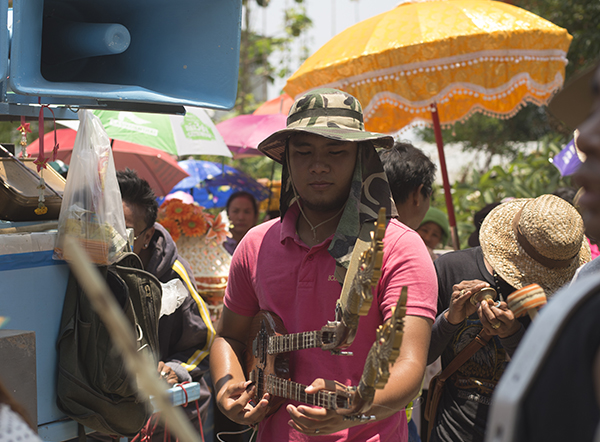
[210,88,438,442]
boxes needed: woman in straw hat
[426,194,590,442]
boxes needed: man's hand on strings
[286,379,362,435]
[217,380,270,426]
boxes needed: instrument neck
[268,330,323,353]
[264,374,347,409]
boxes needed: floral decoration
[157,198,230,245]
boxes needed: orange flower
[159,218,181,242]
[179,216,208,237]
[164,199,193,220]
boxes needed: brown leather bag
[424,331,491,442]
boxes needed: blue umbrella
[161,159,270,209]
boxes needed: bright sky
[254,0,401,99]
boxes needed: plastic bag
[54,110,128,265]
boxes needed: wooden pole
[430,102,460,250]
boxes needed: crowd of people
[205,76,600,442]
[203,77,598,442]
[3,64,600,442]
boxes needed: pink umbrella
[216,114,287,159]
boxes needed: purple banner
[550,138,583,176]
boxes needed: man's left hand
[286,379,366,435]
[478,300,521,338]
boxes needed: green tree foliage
[432,135,575,249]
[513,0,600,77]
[221,0,311,180]
[236,0,312,114]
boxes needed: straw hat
[257,88,394,163]
[480,194,591,296]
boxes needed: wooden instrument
[507,283,547,320]
[244,288,409,417]
[352,287,408,414]
[320,207,387,355]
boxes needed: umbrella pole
[431,102,460,251]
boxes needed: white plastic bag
[54,110,127,264]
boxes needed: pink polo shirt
[224,203,437,442]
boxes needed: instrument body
[244,290,408,418]
[245,310,353,417]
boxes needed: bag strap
[171,259,216,352]
[438,330,492,382]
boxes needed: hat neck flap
[280,141,397,285]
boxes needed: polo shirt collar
[280,202,333,248]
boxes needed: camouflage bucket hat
[257,88,394,163]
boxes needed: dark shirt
[223,236,237,256]
[428,247,527,442]
[521,283,600,442]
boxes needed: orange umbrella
[27,129,189,197]
[253,93,294,115]
[284,0,572,249]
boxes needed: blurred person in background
[117,169,214,441]
[417,207,450,261]
[224,191,259,255]
[379,141,436,230]
[379,140,437,442]
[467,203,501,248]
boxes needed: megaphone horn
[8,0,243,111]
[42,20,131,65]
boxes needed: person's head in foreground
[417,207,450,250]
[479,193,590,296]
[379,141,436,230]
[226,191,259,243]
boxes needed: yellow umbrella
[284,0,572,249]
